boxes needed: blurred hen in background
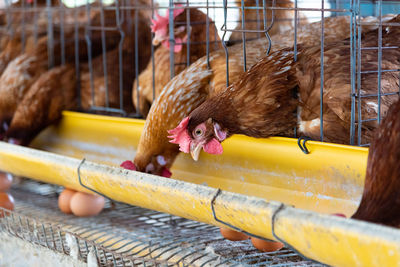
[132,4,221,116]
[1,0,153,145]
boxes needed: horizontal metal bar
[0,141,399,267]
[361,46,400,50]
[358,22,400,27]
[86,26,121,31]
[353,92,399,98]
[360,69,400,74]
[359,118,378,123]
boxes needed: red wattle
[120,160,136,171]
[161,167,172,178]
[203,138,223,154]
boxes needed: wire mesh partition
[0,180,325,266]
[0,2,400,263]
[0,0,399,146]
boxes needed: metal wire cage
[1,0,399,146]
[0,180,325,266]
[1,1,400,265]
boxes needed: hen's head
[151,6,187,53]
[168,117,228,161]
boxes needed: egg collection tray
[0,180,323,266]
[0,111,400,267]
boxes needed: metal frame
[0,180,322,266]
[0,0,390,147]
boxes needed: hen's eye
[195,129,203,136]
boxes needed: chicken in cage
[1,0,400,266]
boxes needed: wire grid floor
[0,180,326,266]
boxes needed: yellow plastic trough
[0,111,399,267]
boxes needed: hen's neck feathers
[189,48,298,138]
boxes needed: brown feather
[132,8,221,117]
[133,14,397,176]
[352,98,400,227]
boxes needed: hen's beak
[190,143,202,161]
[152,33,166,46]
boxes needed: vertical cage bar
[46,0,54,68]
[59,0,66,65]
[150,0,156,104]
[349,0,357,145]
[4,0,13,38]
[262,0,273,55]
[293,0,298,62]
[241,0,247,71]
[134,0,140,116]
[377,0,382,124]
[356,0,362,145]
[256,0,260,39]
[168,0,176,79]
[74,0,81,109]
[20,0,25,53]
[319,0,325,142]
[85,1,95,110]
[186,0,191,67]
[33,0,38,44]
[206,0,210,69]
[99,0,110,108]
[221,0,229,87]
[115,0,125,113]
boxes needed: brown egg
[220,227,249,241]
[0,192,14,217]
[70,192,105,217]
[251,237,284,252]
[0,172,12,192]
[58,188,77,214]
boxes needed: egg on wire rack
[58,188,77,214]
[70,191,105,217]
[219,227,249,241]
[0,172,12,192]
[251,237,284,252]
[0,192,14,217]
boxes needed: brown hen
[1,2,152,143]
[351,98,400,227]
[172,15,400,161]
[131,15,389,176]
[132,6,221,117]
[0,3,151,138]
[5,64,77,145]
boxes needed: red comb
[150,6,185,33]
[120,160,136,171]
[168,117,191,153]
[151,13,168,33]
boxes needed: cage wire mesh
[1,0,400,263]
[0,0,399,144]
[0,0,399,145]
[0,180,325,266]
